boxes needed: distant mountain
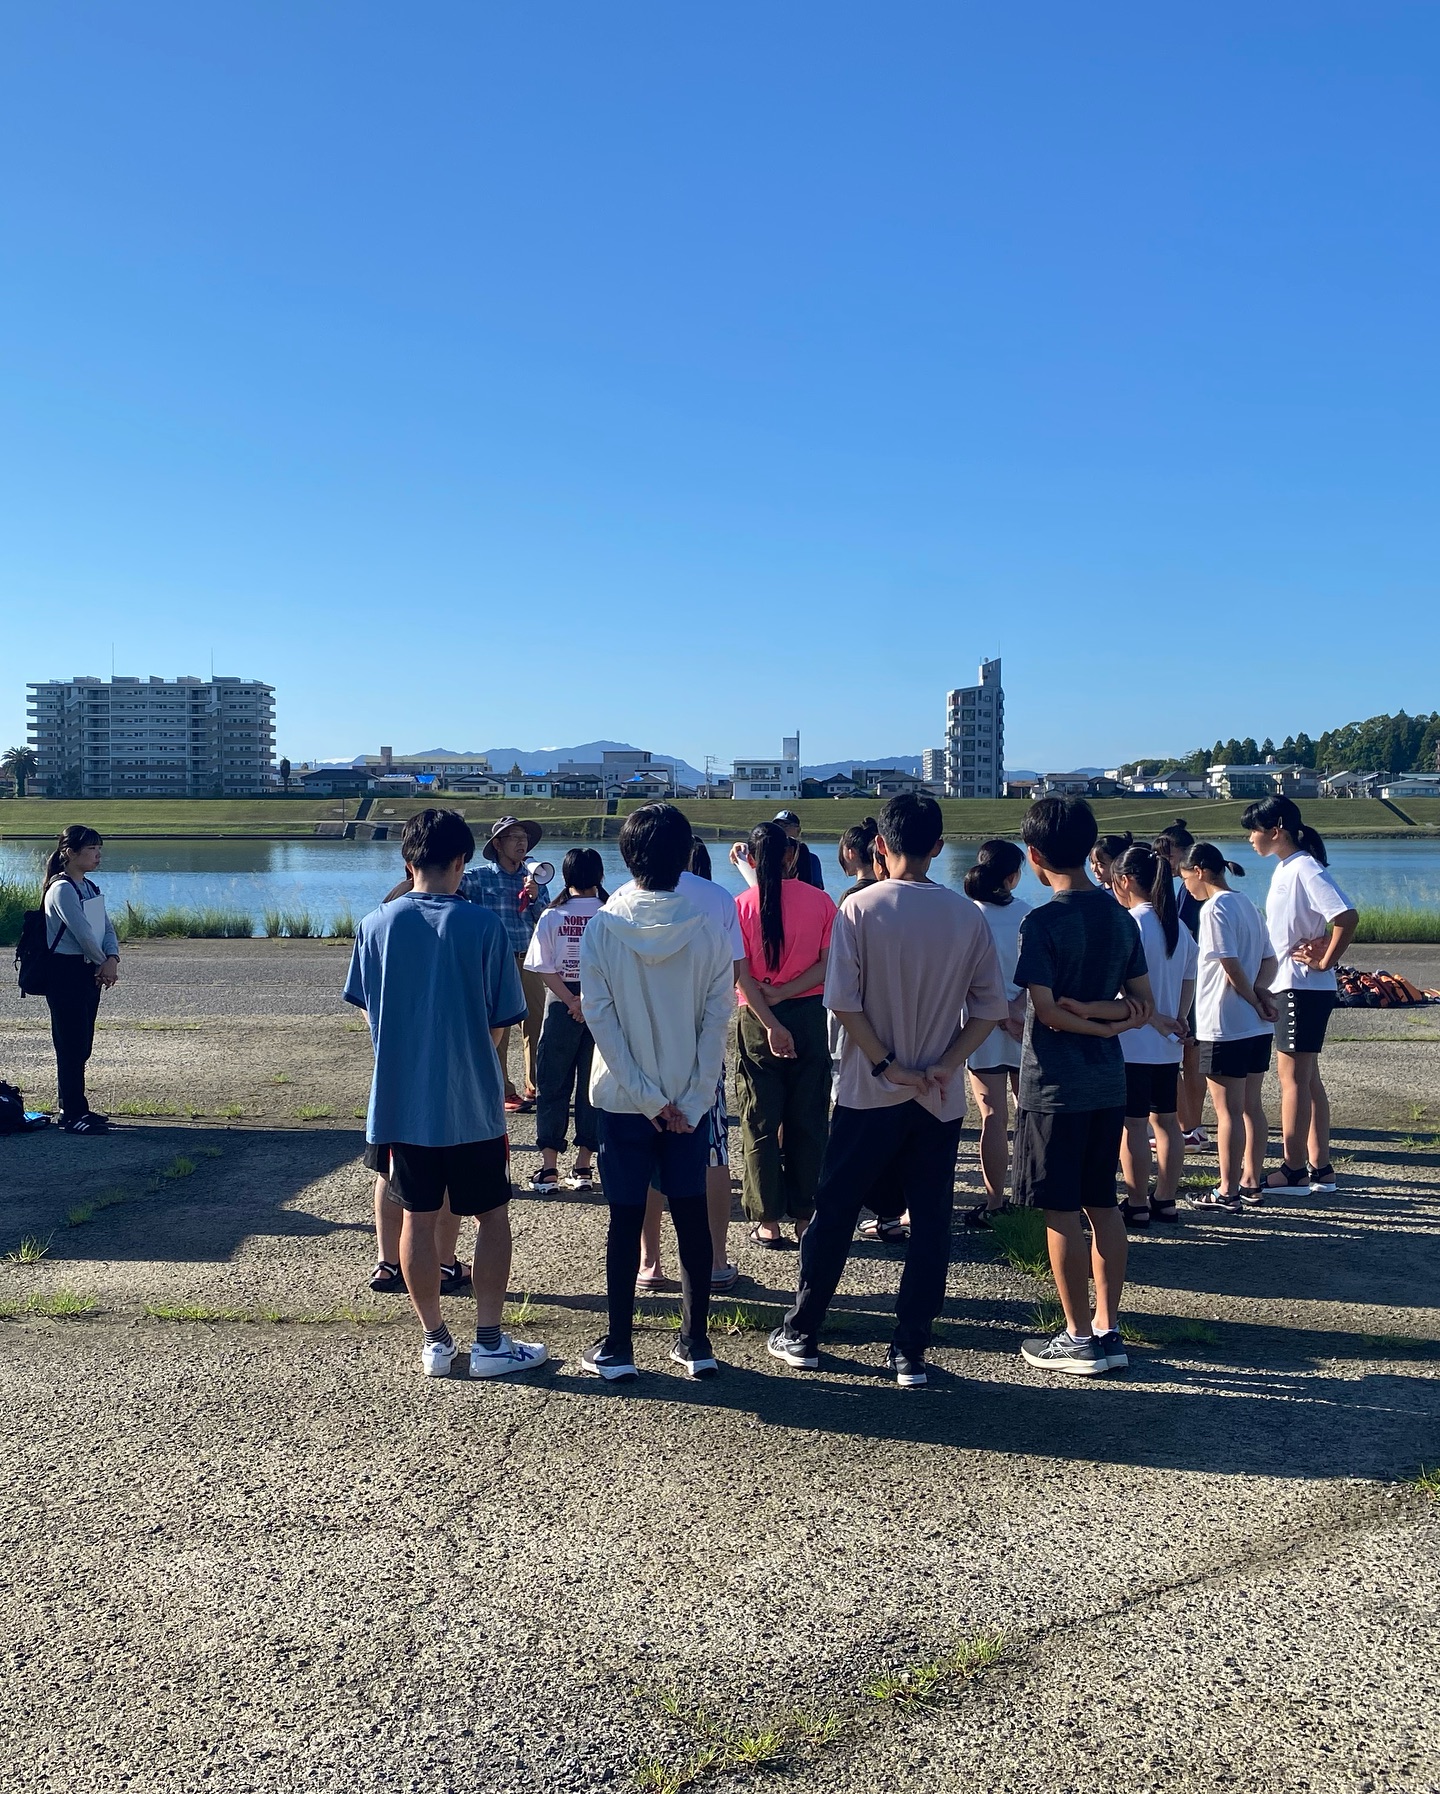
[357,741,710,787]
[802,755,923,779]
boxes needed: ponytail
[964,838,1023,905]
[1241,794,1328,866]
[1114,843,1179,956]
[556,847,608,905]
[749,822,790,973]
[1182,842,1246,882]
[43,825,103,892]
[838,816,879,873]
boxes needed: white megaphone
[524,858,555,886]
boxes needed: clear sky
[2,4,1436,772]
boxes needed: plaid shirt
[459,863,551,955]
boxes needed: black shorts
[1199,1035,1273,1080]
[1275,989,1337,1056]
[1012,1106,1124,1213]
[387,1138,512,1216]
[362,1140,391,1175]
[1123,1062,1180,1119]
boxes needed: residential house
[1320,770,1382,799]
[800,774,858,800]
[1207,762,1320,801]
[732,738,801,801]
[1377,773,1440,800]
[1035,772,1121,798]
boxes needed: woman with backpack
[41,825,120,1134]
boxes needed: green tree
[0,746,38,797]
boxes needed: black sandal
[858,1216,910,1243]
[439,1260,472,1295]
[748,1224,791,1250]
[1149,1197,1179,1223]
[369,1260,405,1293]
[1121,1199,1152,1229]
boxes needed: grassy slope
[2,794,1437,840]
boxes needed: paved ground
[1,942,1438,1793]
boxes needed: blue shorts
[597,1109,710,1207]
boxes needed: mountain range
[347,741,931,785]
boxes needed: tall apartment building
[921,748,946,786]
[944,658,1004,799]
[27,676,277,798]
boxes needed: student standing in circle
[961,840,1031,1228]
[734,822,837,1246]
[1089,832,1133,892]
[1242,797,1358,1196]
[41,826,120,1134]
[1180,845,1277,1213]
[836,817,881,903]
[1153,819,1207,1145]
[524,848,608,1195]
[1111,844,1198,1227]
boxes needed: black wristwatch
[871,1052,895,1078]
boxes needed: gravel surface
[2,941,1438,1793]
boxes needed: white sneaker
[422,1337,459,1378]
[469,1334,549,1378]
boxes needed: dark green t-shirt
[1014,888,1148,1113]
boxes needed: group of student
[341,786,1358,1386]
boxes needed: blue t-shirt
[343,892,526,1147]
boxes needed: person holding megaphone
[460,817,554,1111]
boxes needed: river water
[3,835,1439,929]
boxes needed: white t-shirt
[523,897,603,983]
[1196,890,1274,1043]
[1264,853,1354,994]
[1121,902,1199,1066]
[609,870,743,961]
[966,895,1031,1073]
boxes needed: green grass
[66,1188,131,1227]
[3,1234,52,1264]
[161,1155,197,1179]
[142,1301,402,1325]
[330,909,356,938]
[1413,1466,1440,1503]
[0,1288,99,1319]
[214,1104,246,1118]
[865,1634,1006,1707]
[118,903,255,939]
[0,873,41,945]
[988,1207,1050,1281]
[1353,906,1440,944]
[111,1099,177,1116]
[293,1105,334,1121]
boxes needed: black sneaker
[61,1112,110,1135]
[580,1338,638,1381]
[670,1336,720,1379]
[885,1345,927,1388]
[766,1326,819,1370]
[1020,1331,1107,1376]
[439,1260,472,1296]
[1094,1328,1129,1370]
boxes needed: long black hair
[838,816,879,873]
[749,821,792,973]
[1113,842,1180,957]
[1241,794,1328,866]
[1095,831,1134,866]
[43,825,103,892]
[555,846,607,905]
[964,839,1023,905]
[1182,842,1247,882]
[689,838,713,880]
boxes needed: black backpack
[14,909,64,998]
[0,1081,48,1133]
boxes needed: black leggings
[605,1195,712,1353]
[45,956,102,1120]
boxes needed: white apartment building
[27,675,276,798]
[921,747,946,786]
[732,736,800,801]
[944,659,1004,799]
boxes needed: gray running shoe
[1020,1331,1107,1376]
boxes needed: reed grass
[0,875,42,947]
[118,902,255,940]
[1353,906,1440,944]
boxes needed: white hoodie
[580,886,735,1127]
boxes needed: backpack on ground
[14,908,63,998]
[0,1081,48,1134]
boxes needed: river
[3,835,1439,929]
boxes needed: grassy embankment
[6,793,1438,842]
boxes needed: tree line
[1117,710,1440,782]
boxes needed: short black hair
[1022,796,1097,870]
[877,792,943,857]
[618,802,693,890]
[401,808,476,870]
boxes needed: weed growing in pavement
[143,1301,401,1325]
[352,1108,366,1119]
[343,1021,369,1033]
[988,1207,1050,1280]
[293,1106,334,1121]
[642,1302,782,1335]
[1029,1295,1065,1333]
[144,1302,282,1323]
[113,1100,176,1117]
[1413,1466,1440,1503]
[632,1749,720,1794]
[215,1105,246,1119]
[198,1146,223,1159]
[66,1188,130,1228]
[865,1634,1005,1707]
[270,1073,292,1086]
[162,1156,196,1179]
[0,1288,99,1319]
[503,1294,538,1329]
[3,1234,52,1264]
[725,1727,785,1768]
[791,1708,845,1744]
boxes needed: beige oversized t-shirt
[824,880,1008,1122]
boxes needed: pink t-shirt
[736,880,837,1002]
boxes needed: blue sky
[2,3,1435,771]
